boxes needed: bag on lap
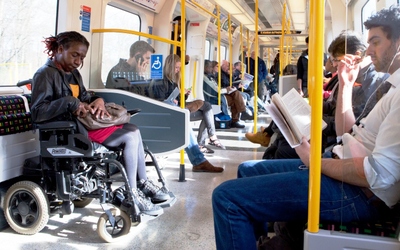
[77,102,131,130]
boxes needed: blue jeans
[184,129,206,166]
[212,159,380,250]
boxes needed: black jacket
[31,59,99,134]
[296,49,308,88]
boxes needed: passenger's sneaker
[139,179,170,203]
[131,188,163,216]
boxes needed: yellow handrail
[92,28,180,47]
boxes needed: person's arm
[295,137,369,187]
[335,55,359,137]
[322,157,368,186]
[296,57,304,96]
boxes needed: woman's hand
[294,136,310,167]
[73,102,90,118]
[88,98,109,119]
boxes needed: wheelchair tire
[4,181,49,235]
[97,208,131,242]
[72,198,93,208]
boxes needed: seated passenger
[232,61,253,98]
[204,60,246,128]
[212,7,400,249]
[203,60,230,116]
[105,40,155,95]
[148,54,224,172]
[30,31,169,216]
[246,30,390,159]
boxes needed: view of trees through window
[0,0,57,86]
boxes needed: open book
[265,88,327,148]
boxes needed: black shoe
[199,145,215,154]
[231,121,245,128]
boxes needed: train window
[0,1,57,86]
[220,45,227,61]
[361,0,376,35]
[101,5,141,84]
[205,40,211,60]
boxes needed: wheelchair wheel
[72,198,93,208]
[97,208,131,242]
[4,181,49,235]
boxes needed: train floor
[0,113,272,250]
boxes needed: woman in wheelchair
[30,31,169,216]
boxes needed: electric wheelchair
[3,119,176,242]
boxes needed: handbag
[77,102,131,130]
[185,99,204,113]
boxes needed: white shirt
[351,68,400,207]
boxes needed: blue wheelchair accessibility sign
[150,54,163,79]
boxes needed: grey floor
[0,114,271,250]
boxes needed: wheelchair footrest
[155,191,177,208]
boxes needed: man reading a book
[212,5,400,250]
[246,30,389,160]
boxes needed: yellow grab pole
[247,29,250,74]
[285,19,291,68]
[179,0,186,181]
[279,3,286,77]
[240,24,244,71]
[173,23,178,54]
[307,0,324,233]
[228,14,233,87]
[253,0,259,132]
[192,59,197,98]
[217,5,221,106]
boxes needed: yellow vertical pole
[285,19,291,68]
[179,0,186,182]
[173,23,178,54]
[240,24,244,63]
[307,0,324,233]
[217,5,221,106]
[228,14,233,87]
[253,0,259,132]
[192,59,197,98]
[247,29,250,74]
[279,3,286,78]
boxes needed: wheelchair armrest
[35,121,76,130]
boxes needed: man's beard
[377,42,397,73]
